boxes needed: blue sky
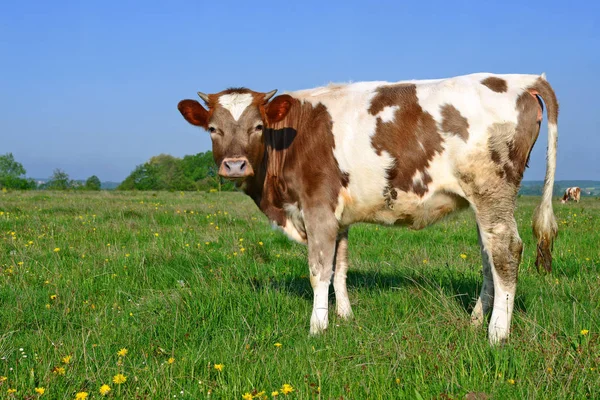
[1,0,598,181]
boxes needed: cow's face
[178,88,290,180]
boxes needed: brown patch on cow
[341,172,350,187]
[510,91,543,184]
[529,77,559,124]
[383,185,398,209]
[256,98,342,224]
[487,87,542,188]
[440,104,469,141]
[412,171,432,197]
[487,122,520,185]
[490,149,502,165]
[481,77,508,93]
[369,84,444,196]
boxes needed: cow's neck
[241,148,268,209]
[242,139,290,227]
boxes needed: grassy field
[0,191,599,399]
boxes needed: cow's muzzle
[219,157,254,178]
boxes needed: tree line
[0,152,232,192]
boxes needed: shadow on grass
[248,267,527,316]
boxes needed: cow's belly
[336,187,469,230]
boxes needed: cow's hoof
[336,306,354,320]
[310,309,329,335]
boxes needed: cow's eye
[255,124,263,132]
[208,127,216,133]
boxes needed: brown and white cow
[178,73,559,344]
[561,187,581,203]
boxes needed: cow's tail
[531,73,559,273]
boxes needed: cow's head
[177,88,292,180]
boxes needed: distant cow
[561,187,581,203]
[178,73,559,344]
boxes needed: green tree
[46,169,71,190]
[85,175,102,191]
[118,163,157,190]
[0,153,36,189]
[180,151,235,191]
[118,151,236,192]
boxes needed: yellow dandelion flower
[281,384,294,394]
[0,376,6,382]
[7,388,16,394]
[460,253,467,259]
[274,343,282,348]
[75,392,88,399]
[214,363,223,371]
[45,304,51,309]
[112,373,126,384]
[62,355,72,364]
[35,387,45,395]
[52,366,66,375]
[242,393,253,400]
[168,357,175,364]
[272,390,279,396]
[581,329,590,335]
[99,384,111,396]
[50,294,57,300]
[53,248,60,252]
[259,241,263,246]
[507,379,515,385]
[547,367,553,373]
[117,348,128,357]
[17,261,24,266]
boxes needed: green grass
[0,190,599,399]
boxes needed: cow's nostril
[240,161,246,170]
[224,161,231,171]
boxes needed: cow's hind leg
[304,208,339,335]
[333,229,353,319]
[471,224,494,327]
[475,205,523,344]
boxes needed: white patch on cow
[310,272,330,334]
[218,93,253,121]
[271,203,306,244]
[412,170,425,187]
[378,105,398,123]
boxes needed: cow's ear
[178,100,210,129]
[265,95,293,123]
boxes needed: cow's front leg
[305,208,339,335]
